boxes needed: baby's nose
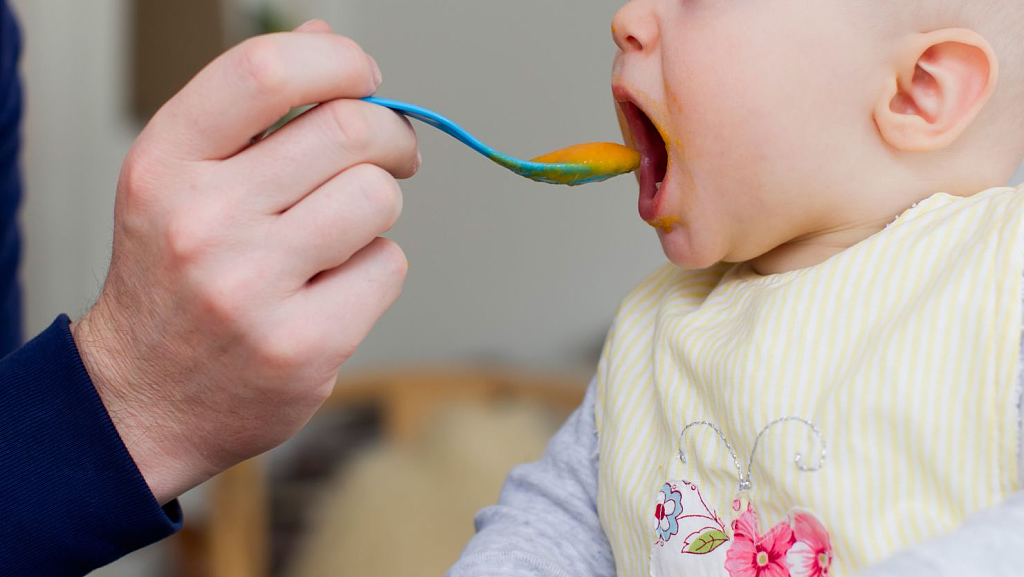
[612,0,659,53]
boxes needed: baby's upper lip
[611,82,665,157]
[612,83,659,130]
[611,83,636,106]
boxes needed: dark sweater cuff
[0,314,182,576]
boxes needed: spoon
[362,96,640,186]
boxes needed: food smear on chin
[646,216,680,233]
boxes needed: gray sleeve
[855,492,1024,576]
[446,379,614,577]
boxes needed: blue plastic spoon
[362,96,640,186]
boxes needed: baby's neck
[748,181,945,275]
[745,159,1019,276]
[749,217,894,276]
[748,181,1008,275]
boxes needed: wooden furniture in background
[171,365,588,577]
[208,459,269,577]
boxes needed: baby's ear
[874,29,998,152]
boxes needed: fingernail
[367,54,383,88]
[414,151,423,172]
[294,19,319,32]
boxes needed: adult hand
[71,20,419,504]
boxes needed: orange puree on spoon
[529,142,641,185]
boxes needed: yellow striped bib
[595,187,1024,577]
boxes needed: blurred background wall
[7,1,1024,576]
[10,0,666,372]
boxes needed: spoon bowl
[362,96,639,186]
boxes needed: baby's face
[612,0,883,269]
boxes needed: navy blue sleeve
[0,0,24,356]
[0,315,183,575]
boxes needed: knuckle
[165,215,207,264]
[237,37,287,95]
[328,102,374,156]
[307,379,338,405]
[253,332,308,373]
[328,36,372,84]
[119,145,162,205]
[353,165,402,225]
[389,183,404,226]
[375,238,408,282]
[197,270,249,324]
[332,35,365,64]
[355,164,400,207]
[333,340,361,367]
[163,199,224,265]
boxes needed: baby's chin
[654,222,730,270]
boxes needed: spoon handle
[362,96,500,162]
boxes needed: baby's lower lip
[616,101,668,222]
[638,174,662,221]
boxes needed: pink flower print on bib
[649,418,834,577]
[725,506,794,577]
[786,511,834,577]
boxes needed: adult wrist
[71,300,212,504]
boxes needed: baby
[450,1,1024,576]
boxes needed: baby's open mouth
[619,101,668,221]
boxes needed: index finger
[143,31,381,161]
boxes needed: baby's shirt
[449,186,1024,577]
